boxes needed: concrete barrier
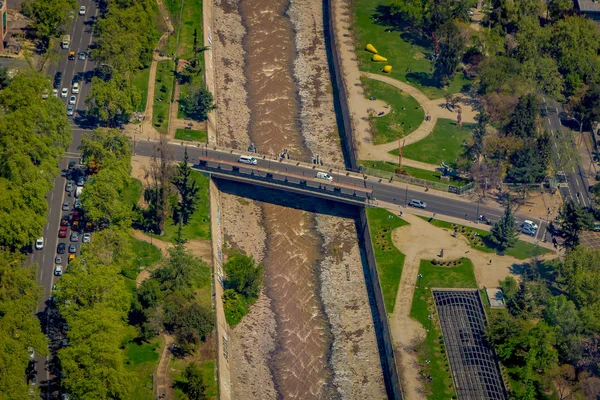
[324,0,403,398]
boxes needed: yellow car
[68,254,75,263]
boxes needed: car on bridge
[316,171,333,182]
[238,155,258,165]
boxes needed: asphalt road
[543,97,593,208]
[130,142,547,239]
[31,1,99,396]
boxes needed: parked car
[409,199,427,208]
[74,200,82,209]
[62,201,70,211]
[65,181,74,192]
[54,265,63,276]
[60,216,70,226]
[68,161,76,169]
[68,244,77,254]
[522,225,537,236]
[70,232,79,242]
[79,5,86,14]
[61,88,68,98]
[54,72,62,89]
[69,95,76,105]
[35,237,44,250]
[82,233,91,243]
[78,52,87,60]
[77,176,85,186]
[68,254,75,263]
[58,226,68,238]
[72,82,79,94]
[27,347,35,360]
[55,256,62,264]
[52,88,59,97]
[57,243,66,254]
[68,51,75,60]
[66,105,74,116]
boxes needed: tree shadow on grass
[406,71,443,89]
[373,5,432,49]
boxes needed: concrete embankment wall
[203,0,232,398]
[324,0,403,398]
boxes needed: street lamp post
[417,273,423,288]
[428,314,434,331]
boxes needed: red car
[58,226,68,238]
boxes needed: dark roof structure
[433,289,508,400]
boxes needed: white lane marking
[75,7,99,111]
[548,118,551,124]
[576,179,580,187]
[554,142,557,149]
[543,97,546,102]
[42,254,45,262]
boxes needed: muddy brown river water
[238,0,338,398]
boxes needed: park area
[362,78,424,144]
[365,211,556,398]
[353,0,471,99]
[389,118,475,166]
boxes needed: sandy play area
[386,213,554,399]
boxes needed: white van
[316,171,333,182]
[238,155,257,165]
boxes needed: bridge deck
[197,155,373,194]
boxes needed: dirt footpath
[387,213,551,400]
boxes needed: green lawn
[362,78,424,144]
[132,67,151,112]
[359,160,470,187]
[366,207,409,312]
[123,237,162,280]
[157,171,211,243]
[353,0,471,99]
[423,218,552,260]
[409,258,477,399]
[122,178,143,207]
[124,339,162,400]
[164,0,204,60]
[152,60,176,135]
[175,128,207,142]
[171,358,218,400]
[390,118,475,166]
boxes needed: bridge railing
[191,143,475,195]
[193,162,373,205]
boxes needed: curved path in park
[361,73,478,170]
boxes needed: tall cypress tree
[172,148,199,225]
[491,199,519,252]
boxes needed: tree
[85,75,140,126]
[172,148,200,225]
[550,16,600,94]
[490,199,519,252]
[559,246,600,308]
[224,254,263,298]
[559,201,593,249]
[0,67,11,90]
[433,22,465,86]
[179,80,216,121]
[153,243,207,295]
[548,0,573,19]
[22,0,76,45]
[144,136,173,234]
[78,128,132,174]
[505,94,538,138]
[0,251,47,398]
[80,168,133,227]
[468,109,489,160]
[182,362,207,400]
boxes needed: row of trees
[78,128,135,227]
[487,245,600,399]
[0,69,71,397]
[0,70,72,250]
[55,228,135,398]
[85,0,159,127]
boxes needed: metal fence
[364,167,475,194]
